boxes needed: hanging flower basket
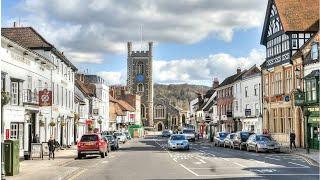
[98,119,102,125]
[39,120,45,127]
[1,91,11,106]
[49,121,56,127]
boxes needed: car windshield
[219,133,228,138]
[230,134,235,139]
[256,135,272,141]
[170,135,186,140]
[81,135,98,142]
[183,130,194,134]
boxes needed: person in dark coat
[290,131,296,150]
[48,136,56,160]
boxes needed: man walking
[290,131,296,151]
[48,136,56,160]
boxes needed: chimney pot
[237,68,241,74]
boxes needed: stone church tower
[127,42,153,127]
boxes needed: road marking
[221,158,230,161]
[196,173,320,177]
[233,162,246,168]
[173,158,178,162]
[179,164,199,176]
[67,168,87,180]
[288,161,309,168]
[101,160,109,164]
[265,157,280,161]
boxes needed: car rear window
[81,135,98,142]
[256,135,272,141]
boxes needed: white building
[84,75,110,131]
[1,34,55,156]
[233,65,263,133]
[2,27,78,148]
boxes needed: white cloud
[97,71,127,86]
[6,0,267,64]
[99,48,265,86]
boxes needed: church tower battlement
[127,41,153,127]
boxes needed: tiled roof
[217,70,247,88]
[2,27,53,49]
[1,27,77,71]
[75,80,91,96]
[275,0,319,32]
[117,100,135,112]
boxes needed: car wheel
[239,145,242,151]
[214,142,216,147]
[229,143,232,149]
[77,153,82,159]
[246,145,250,152]
[101,152,105,158]
[255,146,259,153]
[186,146,189,151]
[105,151,108,156]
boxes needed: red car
[77,133,108,159]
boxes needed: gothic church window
[137,83,144,92]
[137,61,144,74]
[141,104,146,118]
[155,105,165,119]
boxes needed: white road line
[173,158,178,162]
[221,158,230,161]
[197,174,320,177]
[179,164,199,177]
[233,162,246,168]
[288,161,309,168]
[265,157,280,161]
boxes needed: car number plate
[85,142,95,145]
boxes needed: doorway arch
[156,121,165,131]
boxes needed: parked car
[114,132,127,143]
[105,135,119,150]
[168,134,189,151]
[77,133,108,159]
[214,132,229,147]
[223,133,235,148]
[246,134,280,153]
[124,132,132,140]
[233,131,254,150]
[182,129,196,142]
[162,130,173,137]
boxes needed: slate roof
[261,0,319,45]
[217,70,247,89]
[203,100,214,111]
[1,27,77,71]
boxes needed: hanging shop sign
[39,89,52,106]
[294,90,305,106]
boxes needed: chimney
[237,67,241,74]
[127,42,132,56]
[212,78,219,89]
[148,41,153,56]
[13,21,17,28]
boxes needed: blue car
[168,134,189,151]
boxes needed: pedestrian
[48,135,56,160]
[289,131,296,151]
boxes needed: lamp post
[304,109,310,154]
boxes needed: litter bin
[4,139,20,176]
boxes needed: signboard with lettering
[42,142,49,159]
[31,143,42,160]
[39,89,52,106]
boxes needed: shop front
[305,107,320,149]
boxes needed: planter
[49,121,56,127]
[1,91,11,106]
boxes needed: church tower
[127,42,153,127]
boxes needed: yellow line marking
[67,168,87,180]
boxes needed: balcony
[23,89,38,105]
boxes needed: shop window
[10,123,24,149]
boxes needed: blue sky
[1,0,267,86]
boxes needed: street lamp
[24,112,31,123]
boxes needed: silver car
[246,134,280,153]
[168,134,189,150]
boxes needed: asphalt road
[64,136,320,180]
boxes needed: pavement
[5,136,320,180]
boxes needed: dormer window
[311,43,319,60]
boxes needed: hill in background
[154,83,210,111]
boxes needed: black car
[162,130,172,137]
[233,131,254,150]
[105,135,119,150]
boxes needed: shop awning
[304,70,319,79]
